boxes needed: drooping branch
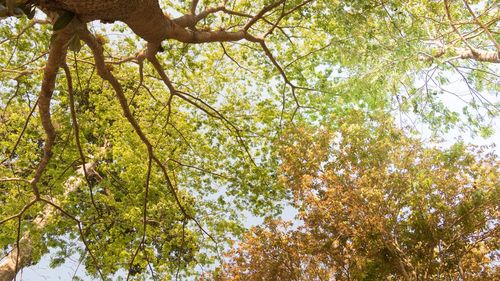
[126,154,152,281]
[78,28,222,263]
[0,17,107,280]
[0,96,39,166]
[146,53,258,165]
[0,161,105,281]
[78,27,203,230]
[63,63,101,214]
[30,26,76,198]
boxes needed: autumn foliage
[214,112,500,280]
[1,0,499,279]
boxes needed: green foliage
[0,0,499,279]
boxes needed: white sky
[7,12,499,281]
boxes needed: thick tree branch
[78,28,210,235]
[422,45,500,63]
[454,47,500,63]
[30,28,75,198]
[37,0,302,44]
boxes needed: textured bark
[456,48,500,63]
[422,46,500,63]
[0,237,32,281]
[35,0,255,44]
[36,0,172,43]
[37,0,143,22]
[35,0,163,42]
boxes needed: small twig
[126,154,152,281]
[63,63,101,214]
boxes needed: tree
[0,0,498,280]
[216,111,500,280]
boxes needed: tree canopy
[0,0,498,280]
[214,111,499,280]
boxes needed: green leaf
[53,11,75,31]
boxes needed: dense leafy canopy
[0,0,498,280]
[214,112,499,280]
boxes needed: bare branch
[461,0,500,52]
[0,178,30,184]
[191,0,200,15]
[78,29,216,246]
[244,0,287,31]
[126,154,152,281]
[63,63,101,214]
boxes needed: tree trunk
[0,237,32,281]
[37,0,171,43]
[0,164,95,281]
[35,0,253,44]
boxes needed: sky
[13,75,500,280]
[3,9,499,281]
